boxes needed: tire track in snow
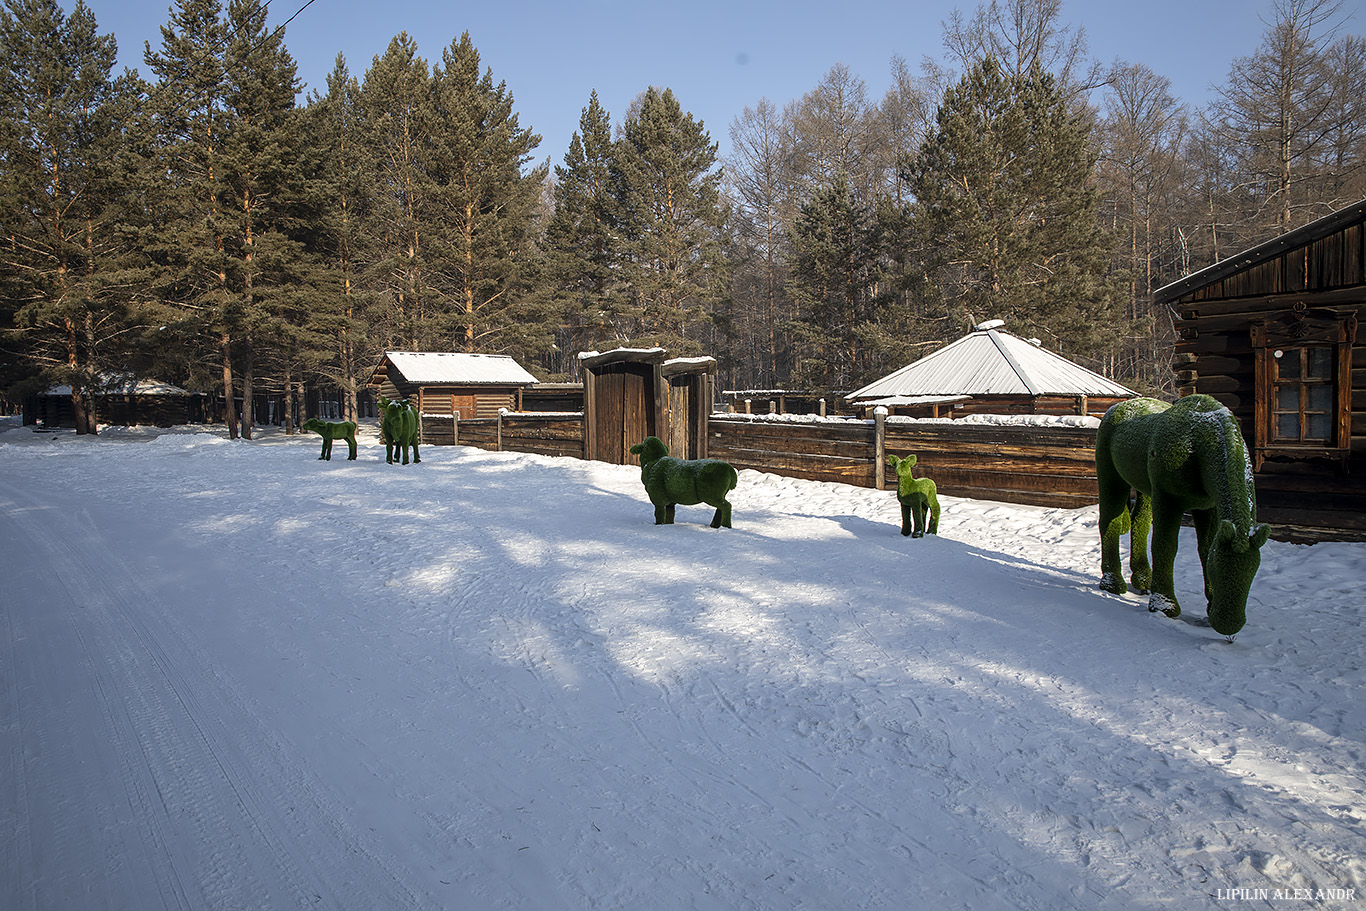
[0,479,441,911]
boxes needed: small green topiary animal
[301,418,358,461]
[629,436,738,528]
[888,453,939,537]
[380,397,421,465]
[1096,395,1270,638]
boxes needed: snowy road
[2,421,1363,910]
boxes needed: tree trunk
[241,335,255,440]
[221,331,239,440]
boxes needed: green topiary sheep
[888,453,939,537]
[380,397,421,465]
[301,418,358,461]
[629,436,738,528]
[1096,395,1270,638]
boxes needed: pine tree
[142,0,243,434]
[307,54,371,421]
[355,34,432,351]
[0,0,135,432]
[614,87,727,353]
[424,31,546,359]
[545,90,627,367]
[787,172,883,388]
[909,56,1123,363]
[217,0,304,437]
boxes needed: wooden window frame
[1251,305,1357,471]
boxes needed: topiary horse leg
[1192,508,1217,605]
[899,502,913,536]
[1128,491,1153,593]
[664,504,676,524]
[347,436,357,460]
[711,499,732,529]
[1147,494,1183,618]
[1097,467,1131,595]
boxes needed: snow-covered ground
[2,416,1362,910]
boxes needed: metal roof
[846,326,1135,401]
[382,352,538,386]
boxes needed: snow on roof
[577,347,667,360]
[383,352,538,386]
[46,375,190,396]
[846,325,1135,401]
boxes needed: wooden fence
[425,412,585,459]
[447,410,1102,509]
[708,415,1099,508]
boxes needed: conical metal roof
[847,323,1135,401]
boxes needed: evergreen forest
[2,0,1363,434]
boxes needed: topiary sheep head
[629,436,669,463]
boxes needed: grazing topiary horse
[380,396,421,465]
[1096,395,1270,638]
[888,453,940,538]
[629,436,738,528]
[301,418,358,461]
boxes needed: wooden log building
[368,351,538,445]
[1154,198,1366,537]
[846,320,1135,419]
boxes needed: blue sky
[75,0,1356,168]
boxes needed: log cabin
[368,352,539,445]
[1154,199,1366,538]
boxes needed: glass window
[1270,347,1336,444]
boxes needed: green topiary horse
[629,436,738,528]
[888,453,940,538]
[1096,395,1270,638]
[301,418,358,461]
[380,396,421,465]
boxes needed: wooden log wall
[448,413,585,459]
[707,417,1100,508]
[883,421,1099,509]
[707,417,880,487]
[447,411,1105,511]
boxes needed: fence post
[453,414,459,447]
[874,406,887,490]
[497,408,505,452]
[819,398,826,417]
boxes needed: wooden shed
[662,357,716,460]
[579,347,668,465]
[368,351,539,445]
[845,320,1135,418]
[25,376,209,428]
[1154,198,1366,537]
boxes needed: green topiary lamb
[301,418,358,461]
[629,436,738,528]
[887,453,939,537]
[380,397,421,465]
[1096,395,1270,639]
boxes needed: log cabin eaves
[1154,199,1366,306]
